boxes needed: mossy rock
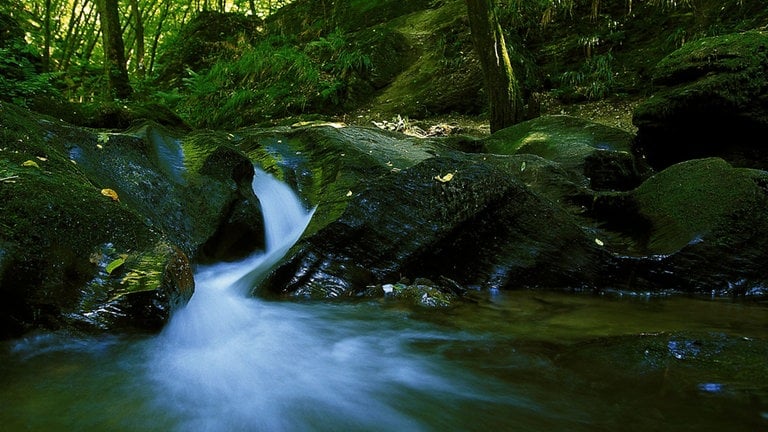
[633,30,768,170]
[484,115,649,191]
[232,124,457,237]
[0,103,194,337]
[0,103,262,338]
[593,158,768,293]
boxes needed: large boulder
[0,103,262,338]
[591,158,768,294]
[483,115,651,192]
[632,30,768,170]
[259,153,606,298]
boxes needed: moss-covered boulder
[232,123,463,237]
[483,115,650,192]
[0,103,263,338]
[591,158,768,294]
[0,104,193,337]
[633,30,768,170]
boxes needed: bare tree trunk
[148,0,171,74]
[129,0,145,78]
[465,0,521,132]
[43,0,52,71]
[96,0,132,99]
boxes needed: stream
[1,169,767,431]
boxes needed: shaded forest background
[1,0,767,132]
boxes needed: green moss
[633,158,763,254]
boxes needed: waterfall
[153,167,314,345]
[146,167,465,432]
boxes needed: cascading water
[145,168,471,431]
[2,168,766,432]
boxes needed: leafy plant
[558,52,616,100]
[176,29,374,128]
[0,41,59,107]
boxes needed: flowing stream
[1,170,767,431]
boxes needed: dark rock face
[252,123,768,300]
[260,154,606,298]
[633,30,768,170]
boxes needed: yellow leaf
[595,238,605,246]
[21,160,40,169]
[434,173,454,183]
[101,188,120,202]
[346,190,353,197]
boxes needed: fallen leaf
[21,160,40,169]
[434,173,454,183]
[105,257,125,275]
[101,188,120,202]
[346,190,353,197]
[595,238,605,246]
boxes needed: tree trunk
[129,0,145,78]
[96,0,132,99]
[148,1,171,75]
[43,0,52,72]
[465,0,521,132]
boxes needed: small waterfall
[154,167,314,345]
[146,167,466,432]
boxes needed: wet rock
[259,152,605,298]
[484,115,650,191]
[633,30,768,170]
[591,158,768,293]
[0,103,260,338]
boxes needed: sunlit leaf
[98,133,110,144]
[434,173,454,183]
[595,238,605,246]
[101,188,120,201]
[21,160,40,169]
[346,190,353,197]
[105,257,126,275]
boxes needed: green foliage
[557,52,616,100]
[0,41,59,106]
[177,30,372,128]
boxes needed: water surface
[1,169,766,431]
